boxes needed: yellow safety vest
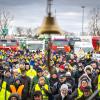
[26,68,37,79]
[76,87,93,99]
[76,88,83,100]
[34,84,49,100]
[98,74,100,96]
[18,68,21,74]
[0,81,11,100]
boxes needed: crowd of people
[0,49,100,100]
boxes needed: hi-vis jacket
[76,88,83,100]
[76,87,92,100]
[98,74,100,96]
[10,84,24,96]
[0,81,11,100]
[34,84,49,100]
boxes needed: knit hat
[59,65,65,70]
[8,93,21,100]
[25,63,30,65]
[81,78,89,83]
[36,67,43,73]
[60,84,68,91]
[58,74,66,78]
[15,77,21,82]
[33,91,42,97]
[66,72,71,77]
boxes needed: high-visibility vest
[18,68,21,74]
[76,87,93,99]
[98,74,100,96]
[26,68,37,79]
[10,85,24,96]
[76,88,83,100]
[0,81,11,100]
[34,84,49,100]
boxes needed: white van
[25,40,45,52]
[74,42,93,58]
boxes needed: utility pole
[81,6,85,35]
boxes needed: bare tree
[88,8,100,36]
[26,28,33,38]
[0,10,13,37]
[16,27,23,36]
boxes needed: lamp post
[81,6,85,35]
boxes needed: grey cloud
[0,0,100,33]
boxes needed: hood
[78,74,91,87]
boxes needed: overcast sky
[0,0,100,34]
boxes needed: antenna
[47,0,53,16]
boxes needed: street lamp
[81,6,85,35]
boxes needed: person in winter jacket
[0,66,11,100]
[57,65,66,75]
[10,78,24,97]
[4,70,14,91]
[19,69,31,100]
[8,93,21,100]
[33,76,51,100]
[84,65,93,80]
[54,84,73,100]
[49,72,58,87]
[25,62,37,79]
[65,72,75,94]
[84,65,94,90]
[93,68,100,99]
[76,86,93,100]
[31,67,50,90]
[71,74,92,100]
[32,91,43,100]
[72,63,84,88]
[52,74,67,95]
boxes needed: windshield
[74,47,93,53]
[6,42,17,46]
[0,40,17,46]
[27,44,43,51]
[53,40,69,47]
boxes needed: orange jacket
[10,85,24,96]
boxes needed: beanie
[59,65,65,70]
[60,84,68,91]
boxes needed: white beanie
[60,84,68,91]
[66,72,71,77]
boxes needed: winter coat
[72,70,84,88]
[19,75,31,100]
[31,76,50,89]
[66,77,75,90]
[54,94,73,100]
[52,81,67,95]
[49,77,58,87]
[4,76,14,91]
